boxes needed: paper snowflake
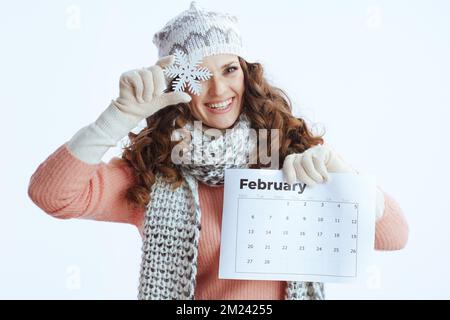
[163,50,212,96]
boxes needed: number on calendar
[234,195,365,278]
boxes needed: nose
[207,76,227,97]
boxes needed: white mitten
[282,144,385,220]
[111,55,192,126]
[67,55,191,165]
[375,187,385,220]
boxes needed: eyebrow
[221,62,238,69]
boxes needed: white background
[1,0,449,299]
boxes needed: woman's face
[187,54,244,129]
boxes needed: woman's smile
[204,97,235,114]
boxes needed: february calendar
[218,169,376,283]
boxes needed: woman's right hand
[112,55,192,123]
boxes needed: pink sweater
[28,143,409,300]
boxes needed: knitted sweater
[28,143,409,299]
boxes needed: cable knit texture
[28,143,409,299]
[153,1,245,63]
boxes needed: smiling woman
[28,0,408,301]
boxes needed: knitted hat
[152,1,245,63]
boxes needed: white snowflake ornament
[163,50,212,96]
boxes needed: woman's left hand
[282,144,385,220]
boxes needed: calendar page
[218,169,376,283]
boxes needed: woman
[28,2,408,300]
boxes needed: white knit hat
[153,1,245,63]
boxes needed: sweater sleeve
[374,189,409,251]
[28,143,144,227]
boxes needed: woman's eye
[225,66,238,74]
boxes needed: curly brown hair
[121,57,325,211]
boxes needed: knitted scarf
[137,113,325,300]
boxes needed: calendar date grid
[234,197,360,278]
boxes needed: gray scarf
[137,113,325,300]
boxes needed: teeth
[205,98,232,109]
